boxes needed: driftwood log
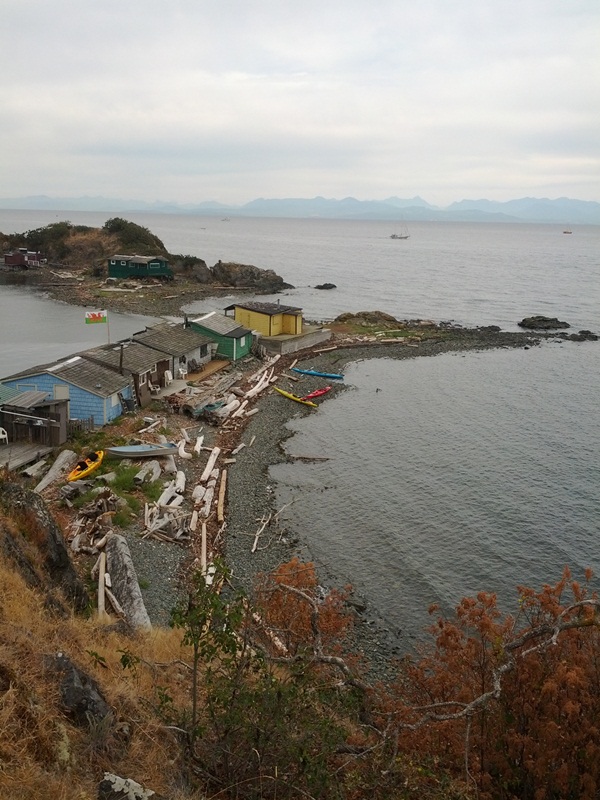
[34,449,77,493]
[105,534,151,630]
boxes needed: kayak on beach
[273,386,318,408]
[291,367,344,380]
[301,386,332,401]
[68,450,104,481]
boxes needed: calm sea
[1,210,599,644]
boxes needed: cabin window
[240,336,246,347]
[120,260,127,266]
[110,259,116,265]
[139,372,147,386]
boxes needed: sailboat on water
[390,227,410,240]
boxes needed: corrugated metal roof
[82,341,164,374]
[5,390,49,408]
[0,383,20,404]
[132,322,212,357]
[191,312,251,338]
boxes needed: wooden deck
[0,443,55,471]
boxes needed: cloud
[1,0,599,205]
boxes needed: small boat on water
[273,386,318,408]
[68,450,104,481]
[301,386,332,401]
[291,367,344,380]
[105,442,179,459]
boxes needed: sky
[2,0,599,207]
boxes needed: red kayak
[301,386,332,401]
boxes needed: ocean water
[1,210,598,643]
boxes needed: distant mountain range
[0,194,598,224]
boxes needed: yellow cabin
[225,301,303,338]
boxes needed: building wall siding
[2,374,131,426]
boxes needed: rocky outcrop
[568,329,598,342]
[0,480,89,611]
[335,310,403,327]
[518,315,570,330]
[211,260,293,292]
[315,282,337,290]
[47,653,113,728]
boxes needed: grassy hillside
[1,218,169,270]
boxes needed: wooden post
[98,551,107,620]
[217,469,227,523]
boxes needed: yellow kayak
[273,386,318,408]
[68,450,104,481]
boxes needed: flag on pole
[85,310,108,324]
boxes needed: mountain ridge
[0,194,598,224]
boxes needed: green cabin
[188,312,252,361]
[108,254,173,280]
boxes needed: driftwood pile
[67,488,151,629]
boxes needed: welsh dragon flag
[85,310,108,324]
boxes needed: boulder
[48,653,112,728]
[315,282,337,290]
[518,315,570,330]
[98,773,159,800]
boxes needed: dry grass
[0,552,199,799]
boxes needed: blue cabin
[1,355,134,427]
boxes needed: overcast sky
[2,0,599,206]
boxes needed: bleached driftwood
[246,354,280,383]
[105,534,152,630]
[178,440,192,460]
[180,427,191,443]
[200,475,218,517]
[245,408,259,418]
[192,484,206,503]
[231,442,245,456]
[217,469,227,523]
[134,460,162,484]
[200,447,221,482]
[193,435,204,455]
[252,513,272,553]
[189,509,199,532]
[174,470,186,494]
[138,418,163,434]
[231,399,249,418]
[34,450,77,493]
[22,458,48,478]
[157,481,176,507]
[201,522,207,575]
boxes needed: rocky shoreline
[6,272,588,674]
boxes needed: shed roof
[5,390,50,409]
[3,356,130,398]
[132,322,212,357]
[82,340,165,374]
[191,312,251,338]
[0,384,20,404]
[224,301,302,316]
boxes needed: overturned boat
[105,442,179,459]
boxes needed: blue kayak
[291,367,344,380]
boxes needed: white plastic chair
[0,427,8,445]
[164,370,173,387]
